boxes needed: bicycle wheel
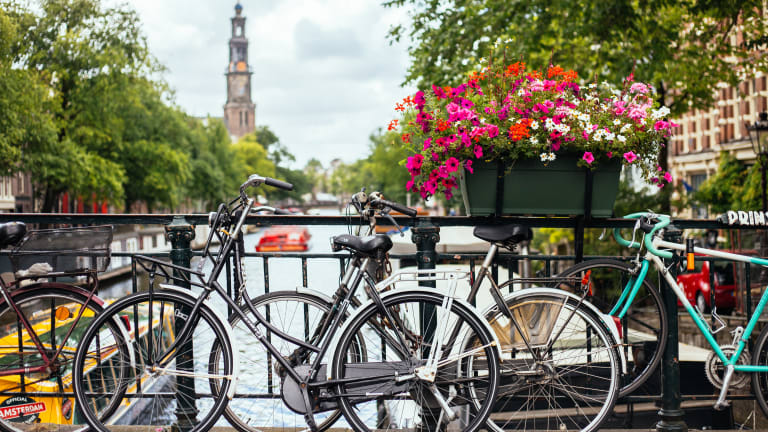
[751,323,768,418]
[558,259,667,397]
[332,290,499,432]
[211,290,348,432]
[486,292,620,432]
[0,286,117,432]
[73,290,234,432]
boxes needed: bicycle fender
[487,287,628,375]
[289,286,334,305]
[329,288,503,379]
[3,283,106,307]
[158,284,239,399]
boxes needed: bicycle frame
[610,233,768,372]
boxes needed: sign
[0,396,45,422]
[722,210,768,226]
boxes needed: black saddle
[473,224,532,248]
[331,234,393,257]
[0,222,26,249]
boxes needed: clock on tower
[223,2,256,141]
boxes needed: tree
[3,0,159,211]
[233,133,277,184]
[329,130,412,203]
[693,152,761,212]
[184,119,243,209]
[385,0,768,212]
[386,0,768,116]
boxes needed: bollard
[166,217,198,432]
[656,224,688,432]
[411,219,440,431]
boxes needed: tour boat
[255,226,311,252]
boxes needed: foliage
[329,130,412,203]
[233,133,277,183]
[384,0,768,118]
[394,58,675,200]
[693,152,762,212]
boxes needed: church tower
[223,2,256,141]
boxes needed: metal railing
[0,212,765,430]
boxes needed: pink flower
[446,102,460,114]
[664,172,673,183]
[606,152,613,158]
[446,157,460,173]
[623,151,638,163]
[654,120,668,131]
[425,179,438,194]
[465,160,474,174]
[473,145,483,158]
[406,180,415,191]
[582,151,595,164]
[486,124,499,138]
[630,83,649,94]
[432,85,447,99]
[406,154,424,172]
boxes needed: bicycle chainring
[705,345,750,390]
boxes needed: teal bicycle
[559,211,768,416]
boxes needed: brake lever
[382,211,404,237]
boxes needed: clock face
[230,75,248,100]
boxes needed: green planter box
[460,155,622,216]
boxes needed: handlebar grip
[264,177,294,191]
[273,208,293,215]
[381,199,417,217]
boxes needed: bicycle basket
[10,225,113,274]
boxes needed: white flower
[651,106,671,119]
[589,83,597,89]
[605,132,616,141]
[530,120,539,130]
[617,135,627,143]
[540,152,549,162]
[621,123,631,133]
[540,152,556,162]
[529,137,539,144]
[517,89,527,96]
[613,119,622,126]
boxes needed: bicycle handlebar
[239,174,294,198]
[370,198,418,217]
[613,213,674,259]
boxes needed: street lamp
[746,111,768,211]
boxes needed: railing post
[411,219,440,431]
[165,217,198,432]
[657,224,688,432]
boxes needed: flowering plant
[390,59,677,200]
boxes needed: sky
[120,0,415,168]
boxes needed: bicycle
[560,211,768,416]
[0,222,116,430]
[225,190,622,432]
[71,175,501,432]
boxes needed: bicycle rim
[486,295,619,432]
[212,291,345,432]
[332,291,499,432]
[73,290,233,432]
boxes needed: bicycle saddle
[331,234,393,256]
[0,222,26,249]
[473,224,532,246]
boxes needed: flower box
[460,155,622,216]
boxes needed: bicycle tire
[485,291,620,432]
[211,290,350,432]
[72,289,234,432]
[0,285,121,432]
[751,322,768,418]
[557,258,667,397]
[332,290,500,432]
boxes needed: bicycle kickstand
[301,385,319,431]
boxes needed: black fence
[0,212,764,430]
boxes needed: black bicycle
[71,175,500,432]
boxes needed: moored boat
[255,226,311,252]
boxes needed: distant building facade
[223,2,256,142]
[0,173,32,213]
[668,74,768,218]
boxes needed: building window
[690,173,708,219]
[239,111,243,126]
[245,111,248,126]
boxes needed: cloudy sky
[120,0,415,167]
